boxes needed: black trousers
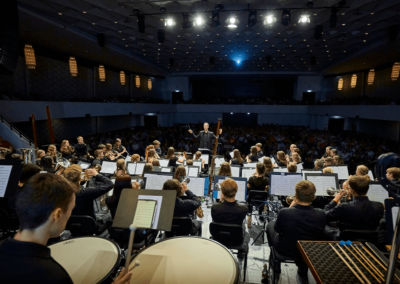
[266,221,308,275]
[192,220,202,237]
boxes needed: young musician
[46,144,58,161]
[324,176,384,240]
[153,140,162,156]
[247,163,269,225]
[92,149,104,166]
[322,146,332,159]
[246,146,259,162]
[60,140,75,161]
[267,180,326,283]
[324,157,334,166]
[74,136,92,159]
[217,162,232,177]
[263,157,275,175]
[35,149,46,166]
[276,151,287,167]
[106,175,140,218]
[165,147,185,170]
[174,165,187,181]
[287,162,297,173]
[0,174,132,284]
[113,138,127,158]
[323,167,334,173]
[356,165,370,180]
[105,144,117,161]
[188,122,222,151]
[386,167,400,181]
[194,151,205,168]
[162,179,202,236]
[230,149,244,167]
[186,160,193,166]
[256,143,264,158]
[314,159,324,169]
[131,154,140,162]
[114,159,128,177]
[141,163,154,178]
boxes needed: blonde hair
[323,167,333,173]
[387,167,400,180]
[63,164,83,192]
[131,154,140,162]
[115,159,127,176]
[166,147,175,159]
[218,162,232,177]
[174,165,186,181]
[194,151,202,160]
[47,145,57,157]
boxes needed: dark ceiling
[17,0,400,75]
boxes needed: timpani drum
[129,237,239,284]
[49,237,121,284]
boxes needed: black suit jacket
[191,131,218,150]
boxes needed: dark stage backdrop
[222,113,258,127]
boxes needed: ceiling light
[165,18,176,27]
[228,15,237,28]
[367,69,375,85]
[264,14,277,25]
[281,9,291,26]
[299,14,310,23]
[194,16,204,26]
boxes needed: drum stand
[251,198,281,245]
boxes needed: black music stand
[0,159,23,198]
[112,189,176,231]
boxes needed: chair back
[66,215,97,237]
[168,217,193,237]
[340,229,379,244]
[248,190,269,201]
[210,222,244,247]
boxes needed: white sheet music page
[242,168,255,181]
[243,163,257,168]
[188,167,199,177]
[201,154,209,165]
[306,175,337,196]
[287,175,302,196]
[138,195,163,229]
[270,174,288,195]
[230,151,234,158]
[193,161,202,168]
[258,156,264,162]
[393,207,399,232]
[215,157,225,167]
[161,167,171,173]
[225,177,246,201]
[271,157,276,164]
[368,171,374,180]
[159,159,169,167]
[274,167,288,173]
[231,167,240,177]
[127,163,136,174]
[296,163,303,173]
[144,174,171,190]
[187,177,205,196]
[135,163,145,175]
[0,165,12,198]
[302,170,321,179]
[331,166,349,180]
[100,161,116,174]
[125,155,131,162]
[367,184,389,203]
[79,163,91,170]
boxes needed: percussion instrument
[49,237,121,284]
[129,237,239,284]
[297,241,400,284]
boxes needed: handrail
[0,115,34,146]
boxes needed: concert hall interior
[1,0,400,284]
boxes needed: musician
[330,149,338,157]
[324,157,334,166]
[288,144,297,157]
[256,143,264,158]
[386,167,400,181]
[217,162,232,177]
[314,159,324,169]
[246,146,259,162]
[263,157,275,175]
[324,176,384,240]
[276,151,287,167]
[165,147,185,170]
[194,151,205,168]
[247,163,269,224]
[230,149,244,167]
[141,163,154,178]
[188,122,222,151]
[186,159,193,166]
[60,140,75,161]
[162,179,202,236]
[356,165,370,181]
[322,146,332,159]
[292,153,302,164]
[152,159,161,167]
[46,144,58,161]
[64,165,113,229]
[35,149,45,166]
[74,136,92,159]
[323,167,334,173]
[113,138,127,158]
[0,135,12,151]
[287,162,297,173]
[333,155,344,165]
[131,154,140,162]
[153,140,162,156]
[92,149,104,167]
[114,159,127,177]
[267,180,326,283]
[146,149,157,163]
[174,165,186,181]
[0,174,132,284]
[105,144,117,161]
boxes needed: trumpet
[286,195,295,205]
[134,179,145,188]
[180,176,191,185]
[214,182,222,191]
[54,157,71,175]
[80,164,102,181]
[326,187,347,196]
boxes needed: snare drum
[129,236,239,284]
[49,237,121,284]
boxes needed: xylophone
[297,241,400,284]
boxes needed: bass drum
[129,236,239,284]
[49,237,121,284]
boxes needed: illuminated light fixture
[264,14,277,25]
[338,78,343,90]
[367,69,375,85]
[165,17,176,26]
[299,14,310,24]
[391,62,400,80]
[135,75,140,88]
[99,65,106,82]
[120,71,126,85]
[228,14,237,28]
[148,79,152,90]
[193,16,204,27]
[350,74,357,88]
[69,57,78,77]
[24,44,36,69]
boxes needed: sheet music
[330,166,349,180]
[0,165,12,198]
[79,163,91,170]
[302,170,322,179]
[271,157,276,164]
[367,184,389,203]
[393,207,399,232]
[229,151,234,158]
[187,177,205,196]
[368,170,374,180]
[215,157,225,167]
[193,160,202,168]
[305,175,337,196]
[176,159,186,165]
[159,159,169,167]
[138,195,163,229]
[100,161,117,174]
[127,163,136,175]
[201,154,209,165]
[258,156,265,162]
[274,167,288,173]
[243,163,257,168]
[296,163,303,173]
[231,166,240,177]
[144,174,171,190]
[225,177,246,201]
[242,168,255,181]
[133,200,157,228]
[188,167,199,177]
[270,174,302,196]
[161,167,171,173]
[125,155,131,162]
[135,163,145,175]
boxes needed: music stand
[0,159,23,198]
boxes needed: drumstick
[336,244,371,284]
[329,243,364,284]
[345,246,382,283]
[351,245,385,279]
[124,224,137,275]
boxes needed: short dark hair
[221,178,238,198]
[19,164,41,184]
[295,180,316,203]
[250,146,257,155]
[16,174,76,231]
[162,179,182,197]
[349,176,369,195]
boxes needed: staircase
[0,115,35,151]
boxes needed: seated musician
[60,140,74,161]
[330,149,338,157]
[130,154,140,162]
[141,163,153,178]
[35,149,45,166]
[276,151,287,167]
[46,144,58,162]
[322,146,332,159]
[218,162,232,177]
[267,180,326,283]
[153,140,162,156]
[246,146,259,162]
[355,165,370,181]
[74,136,92,159]
[324,176,384,240]
[194,151,205,168]
[114,159,128,177]
[288,144,297,157]
[0,174,132,284]
[165,147,185,170]
[256,143,264,158]
[63,165,113,231]
[92,149,104,166]
[386,167,400,181]
[162,179,202,236]
[324,157,334,166]
[263,157,275,175]
[292,153,302,164]
[287,162,297,173]
[174,165,186,181]
[152,159,160,167]
[113,138,127,158]
[323,167,333,173]
[247,163,270,225]
[146,149,157,164]
[314,159,324,169]
[230,149,243,167]
[186,159,193,166]
[105,144,117,161]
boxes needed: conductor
[189,122,222,151]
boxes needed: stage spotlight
[165,17,176,27]
[330,8,338,28]
[193,16,204,27]
[299,14,310,24]
[211,11,220,27]
[281,9,291,26]
[228,14,237,28]
[314,24,323,40]
[137,15,145,33]
[264,14,277,25]
[157,29,165,43]
[248,10,257,27]
[181,13,193,29]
